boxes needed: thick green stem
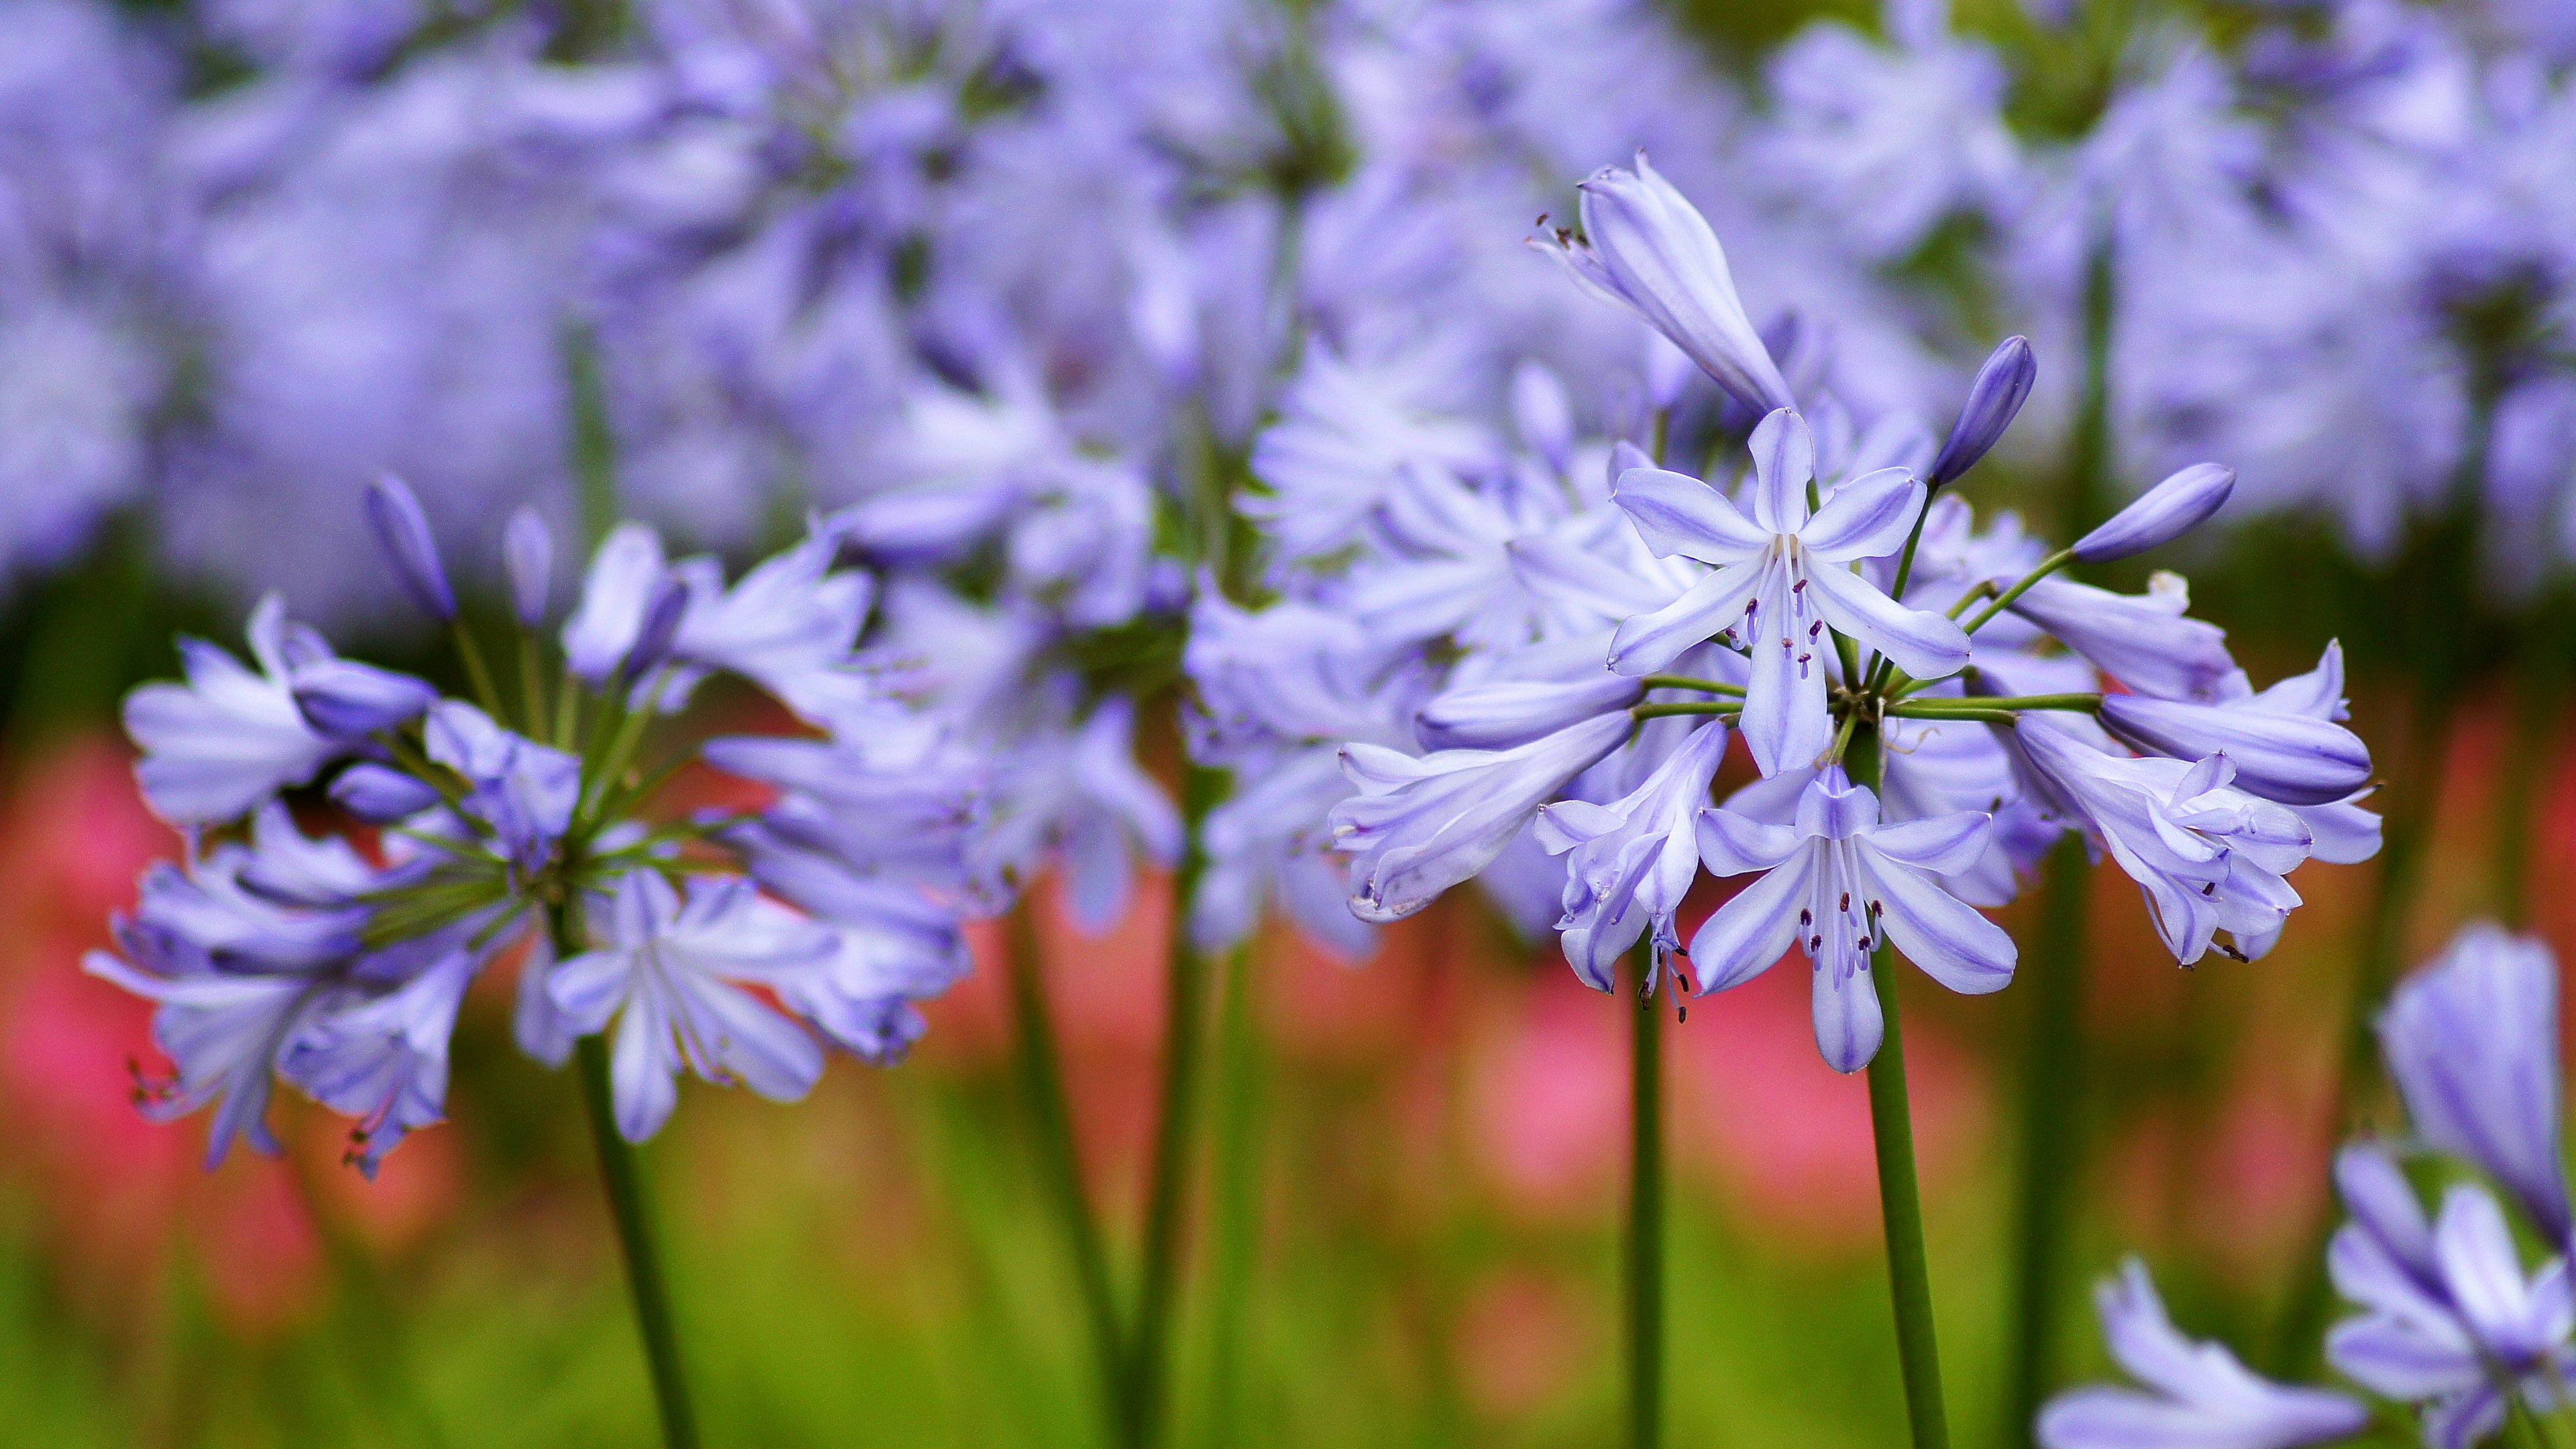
[1130,771,1220,1448]
[2003,835,2092,1448]
[1003,899,1132,1434]
[553,904,699,1449]
[1203,941,1264,1449]
[1627,943,1664,1449]
[1848,729,1953,1449]
[1632,702,1739,722]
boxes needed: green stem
[1963,551,2076,636]
[1847,727,1953,1449]
[1003,899,1132,1435]
[452,621,504,719]
[1898,694,2100,715]
[1632,702,1740,722]
[1203,941,1264,1449]
[1130,771,1220,1449]
[1638,674,1745,696]
[552,904,699,1449]
[517,629,551,739]
[1627,943,1664,1449]
[2003,835,2092,1448]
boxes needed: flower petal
[1802,557,1970,682]
[1800,468,1923,561]
[1856,850,2016,995]
[1614,466,1772,561]
[1686,845,1813,991]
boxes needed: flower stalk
[557,898,701,1449]
[1003,899,1134,1434]
[1847,725,1953,1449]
[1627,941,1666,1449]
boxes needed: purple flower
[1416,672,1646,752]
[562,524,671,685]
[1331,712,1630,925]
[2098,684,2371,807]
[548,871,837,1143]
[364,474,458,621]
[1536,152,1795,415]
[1535,719,1729,993]
[2012,716,2313,964]
[670,531,879,727]
[504,507,553,628]
[123,595,342,825]
[281,950,478,1177]
[2005,574,2236,702]
[1692,771,2014,1072]
[328,762,442,823]
[1927,336,2037,489]
[2038,1258,2368,1449]
[988,697,1185,934]
[423,701,580,875]
[288,655,438,741]
[2329,1176,2575,1447]
[1609,410,1969,775]
[2072,464,2237,564]
[2379,924,2569,1243]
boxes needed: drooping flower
[1535,718,1729,992]
[1609,409,1970,776]
[422,701,582,877]
[1331,712,1631,925]
[1691,770,2014,1071]
[2037,1258,2369,1449]
[2011,716,2314,964]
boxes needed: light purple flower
[2012,716,2313,964]
[503,506,553,628]
[1691,771,2014,1072]
[2005,574,2236,702]
[1332,712,1631,925]
[1927,335,2037,488]
[2379,924,2569,1243]
[364,474,457,621]
[1609,409,1969,776]
[423,701,581,875]
[561,523,672,685]
[548,871,837,1143]
[2038,1258,2369,1449]
[1536,718,1729,993]
[2099,682,2371,807]
[123,594,341,825]
[2073,464,2237,564]
[2329,1178,2575,1447]
[282,950,478,1177]
[1536,152,1795,415]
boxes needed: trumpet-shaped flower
[1609,409,1970,776]
[548,871,838,1143]
[1332,712,1631,925]
[1536,718,1729,992]
[124,594,343,824]
[1691,771,2015,1071]
[2012,717,2312,963]
[2039,1259,2369,1449]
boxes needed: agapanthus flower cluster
[1212,154,2377,1071]
[91,476,984,1169]
[2041,922,2575,1449]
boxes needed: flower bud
[2072,464,2235,562]
[329,762,443,822]
[503,507,553,628]
[2098,693,2371,806]
[1925,335,2035,488]
[1416,673,1644,751]
[364,473,456,620]
[1544,153,1795,417]
[290,658,437,739]
[1510,362,1575,474]
[618,575,690,684]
